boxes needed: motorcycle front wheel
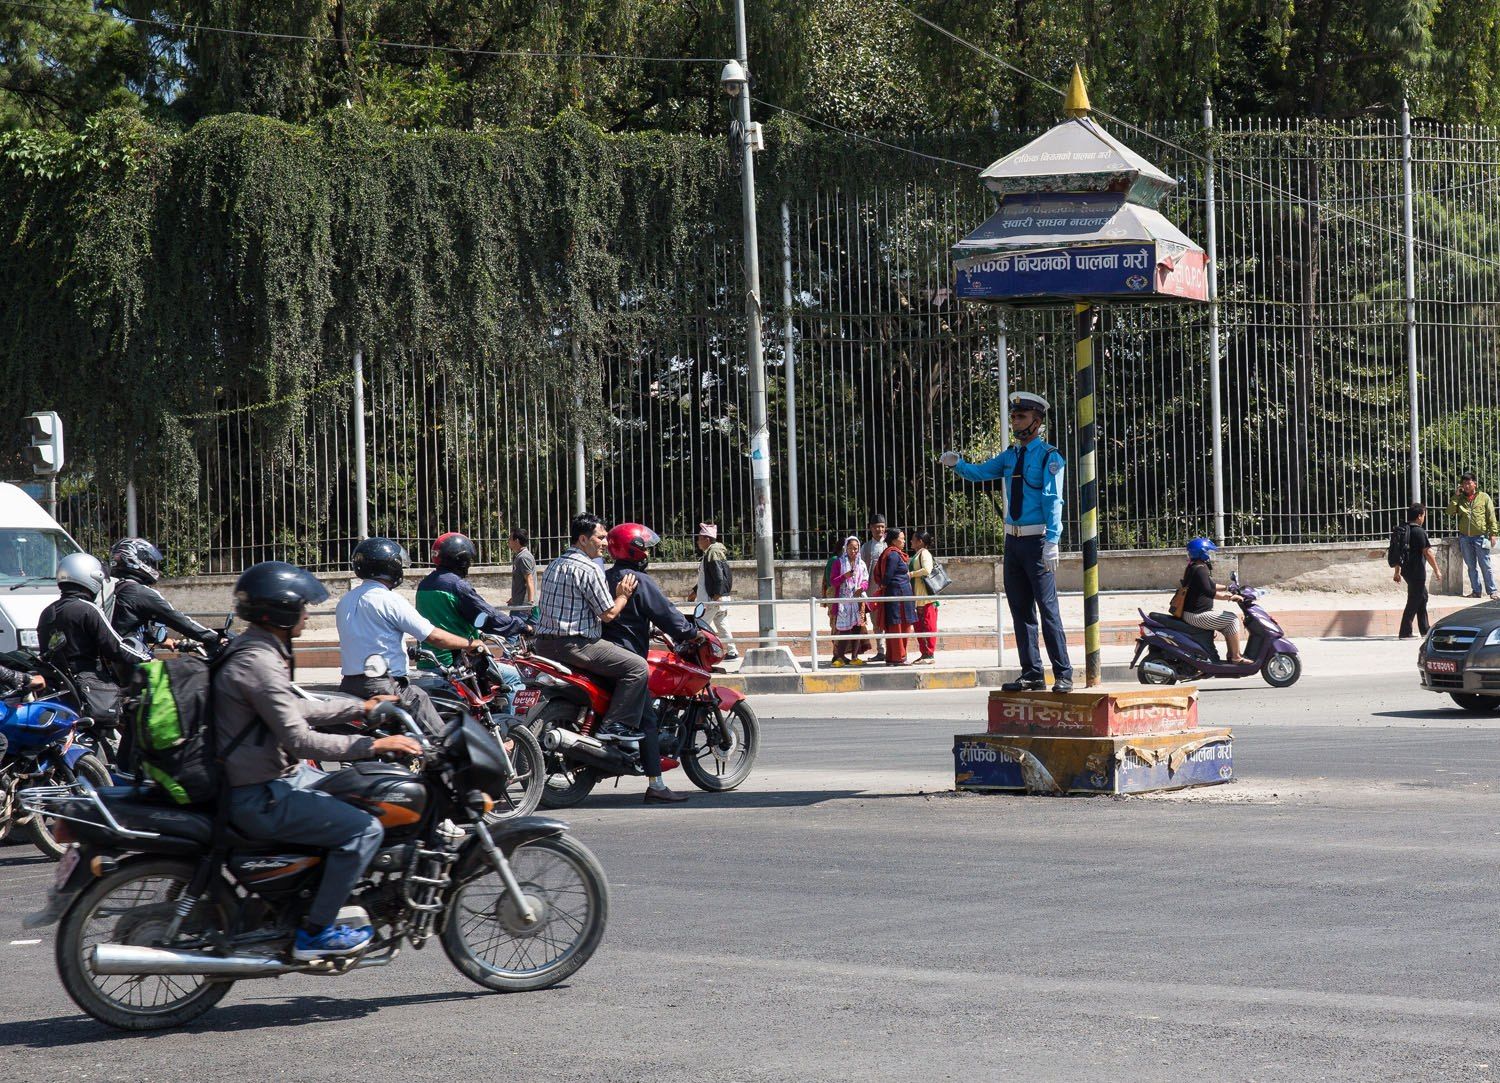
[1262,652,1302,688]
[488,722,545,821]
[681,701,758,792]
[441,834,609,992]
[30,753,112,860]
[57,858,234,1031]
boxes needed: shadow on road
[1371,707,1485,721]
[571,788,923,810]
[0,851,50,870]
[0,989,509,1046]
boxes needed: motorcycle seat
[1146,613,1218,648]
[89,787,311,851]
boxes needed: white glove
[939,450,960,468]
[1043,541,1060,572]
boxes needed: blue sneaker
[293,923,373,960]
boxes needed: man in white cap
[692,522,739,659]
[940,391,1073,693]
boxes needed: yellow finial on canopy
[1064,64,1091,118]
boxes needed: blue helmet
[1187,537,1218,562]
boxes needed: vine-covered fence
[3,110,1498,572]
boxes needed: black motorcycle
[22,704,608,1031]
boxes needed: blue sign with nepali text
[954,244,1156,302]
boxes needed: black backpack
[1386,524,1412,569]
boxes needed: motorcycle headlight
[1485,628,1500,647]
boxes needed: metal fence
[54,113,1500,572]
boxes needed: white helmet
[57,553,106,598]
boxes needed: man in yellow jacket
[1448,471,1500,600]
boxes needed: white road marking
[9,939,40,946]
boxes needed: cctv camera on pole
[23,411,64,516]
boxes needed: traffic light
[23,411,64,476]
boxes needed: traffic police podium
[954,685,1232,795]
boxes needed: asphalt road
[5,672,1500,1081]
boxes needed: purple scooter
[1130,573,1302,687]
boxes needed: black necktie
[1010,446,1026,520]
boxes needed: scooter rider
[215,561,421,960]
[941,390,1074,694]
[414,532,531,711]
[336,538,487,736]
[601,522,698,805]
[1179,537,1250,664]
[107,537,224,654]
[37,553,151,721]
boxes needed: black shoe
[1051,676,1074,693]
[644,786,689,804]
[872,652,887,663]
[1001,677,1046,692]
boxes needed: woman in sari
[828,535,870,667]
[879,528,915,666]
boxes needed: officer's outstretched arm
[952,449,1009,483]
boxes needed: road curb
[717,664,1141,695]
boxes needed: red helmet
[432,531,476,573]
[607,523,660,563]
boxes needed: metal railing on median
[694,592,1008,672]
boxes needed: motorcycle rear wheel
[1136,653,1178,686]
[441,834,608,992]
[530,701,600,809]
[57,858,233,1031]
[487,723,545,821]
[30,753,112,860]
[681,701,758,792]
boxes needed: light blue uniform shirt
[953,438,1066,544]
[335,579,435,677]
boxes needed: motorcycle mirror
[1230,571,1239,584]
[692,603,706,620]
[363,653,390,678]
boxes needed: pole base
[738,646,803,673]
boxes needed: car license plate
[19,628,38,649]
[1426,659,1458,674]
[513,689,541,714]
[54,845,80,887]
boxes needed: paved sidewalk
[297,634,1422,697]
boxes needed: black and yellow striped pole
[1074,303,1102,686]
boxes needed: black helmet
[109,537,164,584]
[233,562,329,629]
[432,532,476,575]
[352,537,409,585]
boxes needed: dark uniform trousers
[338,674,446,736]
[1003,534,1073,681]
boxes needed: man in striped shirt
[532,514,645,733]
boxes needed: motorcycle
[1131,573,1302,687]
[407,643,546,820]
[20,703,608,1032]
[0,673,111,859]
[520,612,759,808]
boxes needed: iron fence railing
[49,115,1500,573]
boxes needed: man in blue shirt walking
[941,390,1073,694]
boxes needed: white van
[0,482,87,654]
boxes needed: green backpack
[130,655,222,805]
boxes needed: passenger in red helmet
[602,522,698,804]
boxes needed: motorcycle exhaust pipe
[1141,661,1178,681]
[92,943,297,977]
[541,726,631,771]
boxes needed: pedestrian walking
[942,390,1074,693]
[829,536,871,667]
[878,528,915,666]
[507,527,537,612]
[860,514,889,662]
[1447,472,1499,600]
[1392,502,1441,639]
[909,530,939,664]
[691,522,739,659]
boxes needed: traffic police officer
[941,390,1073,693]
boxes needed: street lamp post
[721,9,799,672]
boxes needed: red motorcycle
[516,616,759,809]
